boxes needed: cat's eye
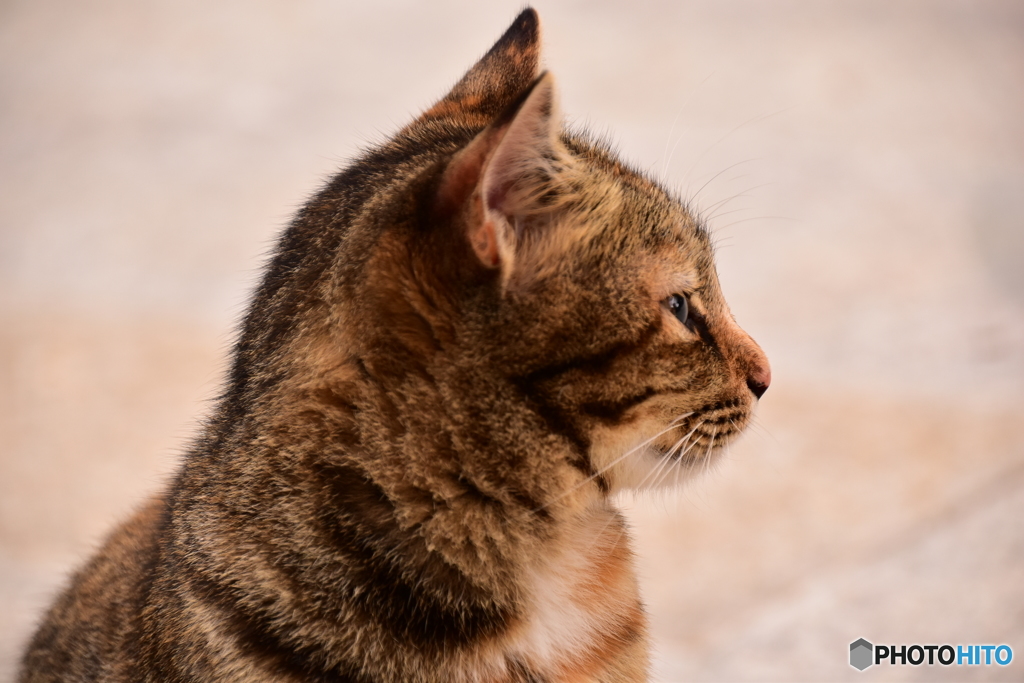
[667,293,689,326]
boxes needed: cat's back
[20,498,166,683]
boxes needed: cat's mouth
[588,395,755,491]
[649,398,751,461]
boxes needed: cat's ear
[437,72,561,272]
[420,8,541,123]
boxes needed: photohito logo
[849,639,1013,671]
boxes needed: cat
[19,8,769,682]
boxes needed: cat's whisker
[633,454,667,492]
[700,181,775,219]
[648,425,697,481]
[661,71,716,178]
[706,207,753,222]
[711,237,736,253]
[701,427,719,477]
[596,411,692,474]
[676,422,703,454]
[663,448,686,488]
[607,519,630,555]
[653,442,680,489]
[697,191,748,218]
[747,415,781,447]
[659,421,706,487]
[534,412,694,511]
[636,431,687,490]
[673,425,706,469]
[647,422,702,490]
[726,420,740,456]
[660,113,681,180]
[731,418,753,447]
[682,106,792,184]
[582,507,624,555]
[713,215,797,231]
[688,159,759,205]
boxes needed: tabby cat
[20,8,769,682]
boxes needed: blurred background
[2,1,1022,680]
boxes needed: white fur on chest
[507,504,639,675]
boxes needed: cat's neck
[201,352,608,591]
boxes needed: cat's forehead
[620,195,717,302]
[633,199,716,294]
[564,131,710,242]
[570,147,713,272]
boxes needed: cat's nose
[746,363,770,400]
[723,319,771,400]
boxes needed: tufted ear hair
[435,72,562,276]
[419,8,541,125]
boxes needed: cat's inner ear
[438,72,562,271]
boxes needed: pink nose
[746,362,771,400]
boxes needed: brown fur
[20,9,769,682]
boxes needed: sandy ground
[2,1,1023,681]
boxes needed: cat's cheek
[589,418,702,492]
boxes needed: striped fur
[20,9,769,682]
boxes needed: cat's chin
[590,433,726,493]
[629,443,724,491]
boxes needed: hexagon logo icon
[850,638,873,671]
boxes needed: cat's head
[282,9,769,501]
